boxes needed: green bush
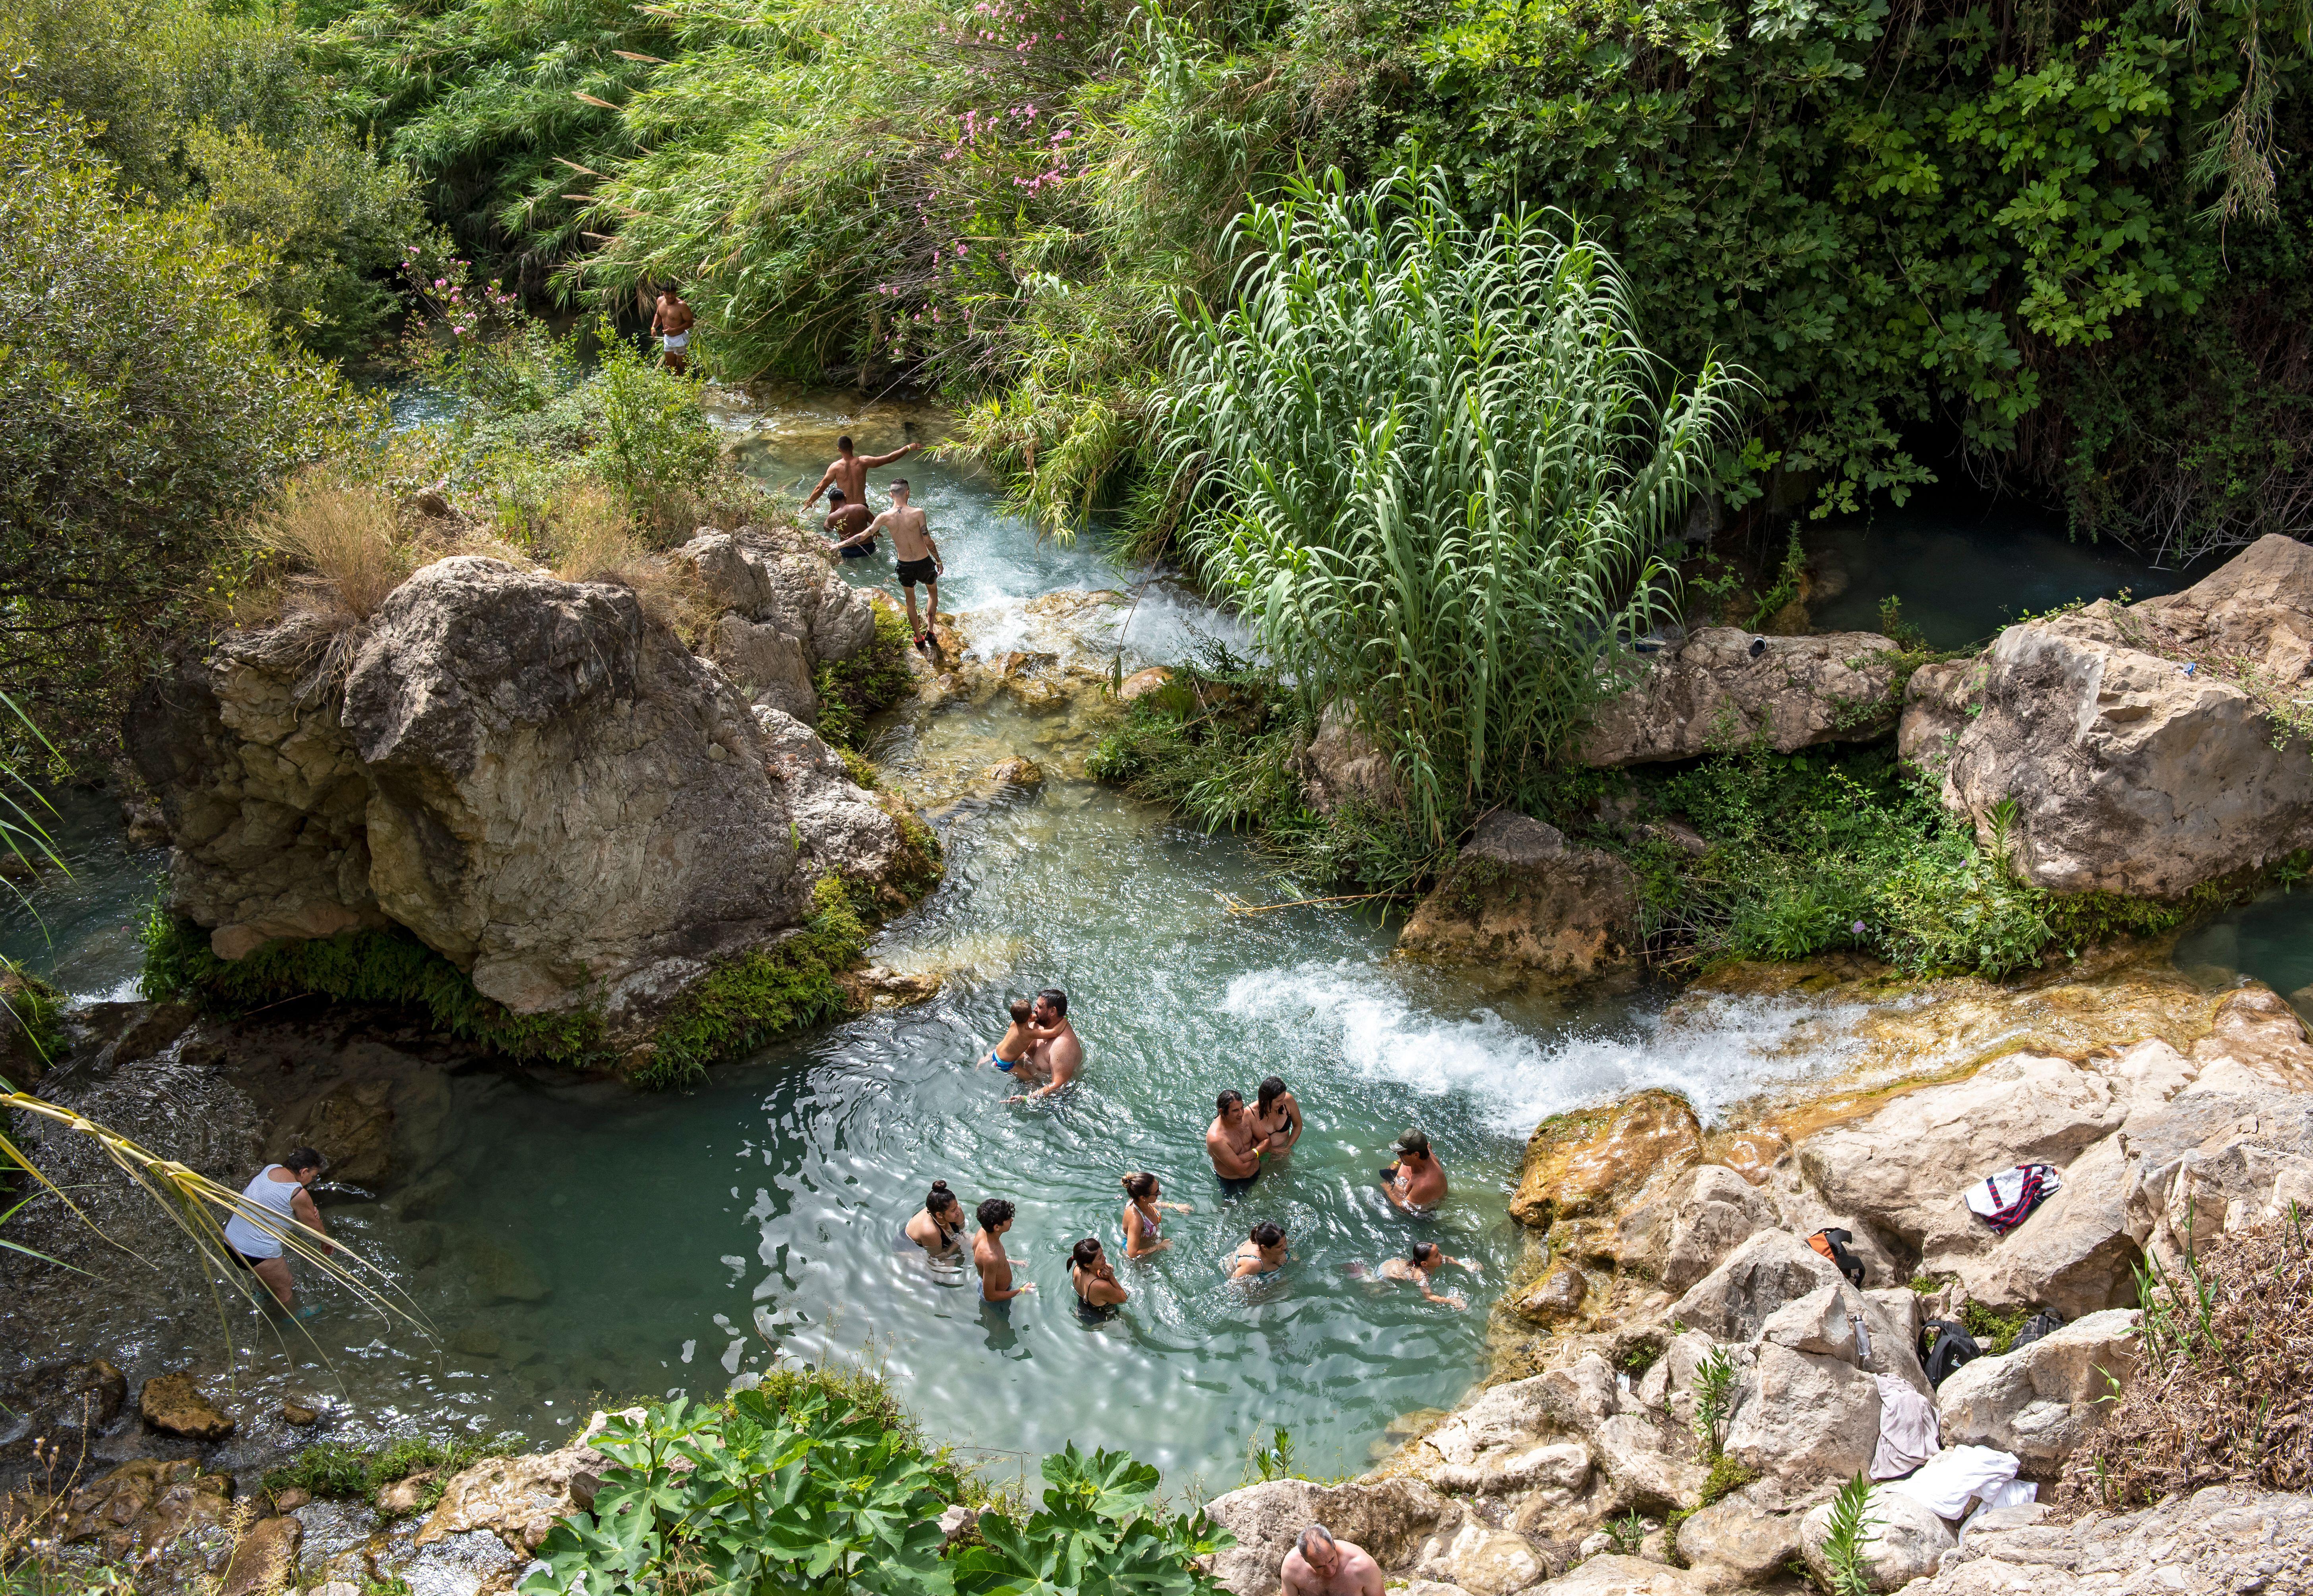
[0,85,371,761]
[587,325,722,531]
[814,602,916,751]
[521,1388,1233,1596]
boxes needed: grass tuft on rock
[814,600,914,751]
[263,1431,519,1512]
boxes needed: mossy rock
[1509,1088,1703,1230]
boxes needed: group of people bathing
[800,433,948,654]
[901,994,1481,1316]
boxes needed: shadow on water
[0,785,166,1001]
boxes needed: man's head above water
[1033,987,1067,1023]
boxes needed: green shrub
[1818,1474,1878,1596]
[587,325,721,533]
[519,1389,1234,1596]
[140,906,601,1063]
[1961,1302,2031,1357]
[263,1432,518,1509]
[1697,1455,1761,1508]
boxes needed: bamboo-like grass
[1156,168,1748,841]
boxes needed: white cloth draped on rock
[1886,1444,2020,1519]
[1869,1373,1941,1480]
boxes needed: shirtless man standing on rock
[1281,1527,1382,1596]
[803,434,918,514]
[1005,989,1082,1102]
[866,478,945,651]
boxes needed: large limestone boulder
[2192,987,2313,1092]
[1399,812,1639,984]
[1933,1308,2139,1474]
[1582,628,1906,766]
[1675,1493,1804,1592]
[1900,533,2313,898]
[129,554,933,1051]
[1795,1052,2127,1273]
[1666,1229,1844,1344]
[1510,1090,1703,1231]
[1615,1164,1775,1292]
[1724,1344,1882,1483]
[2127,1092,2313,1277]
[123,624,388,959]
[1797,1484,1957,1593]
[342,558,807,1019]
[1200,1478,1449,1596]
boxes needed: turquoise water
[1803,498,2215,649]
[0,784,165,1001]
[2174,888,2313,1014]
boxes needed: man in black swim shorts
[865,479,944,651]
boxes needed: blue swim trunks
[988,1050,1018,1072]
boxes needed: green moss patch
[140,906,602,1063]
[814,601,914,751]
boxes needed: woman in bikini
[1228,1220,1291,1279]
[1121,1172,1192,1259]
[1251,1076,1302,1155]
[1070,1237,1129,1321]
[903,1180,967,1257]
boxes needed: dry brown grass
[244,470,416,623]
[544,478,713,643]
[2057,1214,2313,1515]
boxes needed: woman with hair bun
[903,1180,967,1257]
[1228,1220,1291,1279]
[1119,1172,1193,1259]
[1251,1076,1302,1155]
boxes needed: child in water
[984,998,1061,1074]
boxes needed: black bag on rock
[1920,1318,1982,1387]
[2011,1310,2065,1351]
[1807,1228,1867,1289]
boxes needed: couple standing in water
[1205,1078,1302,1189]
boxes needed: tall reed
[1155,168,1746,841]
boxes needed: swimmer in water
[903,1179,966,1257]
[1228,1220,1290,1279]
[973,1197,1035,1304]
[985,997,1061,1074]
[1120,1171,1192,1259]
[1070,1236,1129,1319]
[1377,1241,1476,1309]
[1207,1089,1270,1190]
[1379,1128,1448,1212]
[1251,1075,1302,1154]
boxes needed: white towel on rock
[1885,1445,2020,1520]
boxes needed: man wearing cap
[1281,1526,1382,1596]
[1379,1129,1447,1212]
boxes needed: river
[3,396,2306,1494]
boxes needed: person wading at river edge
[802,434,918,513]
[651,284,695,375]
[221,1148,335,1316]
[867,479,944,653]
[1281,1526,1383,1596]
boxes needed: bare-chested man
[1207,1089,1270,1194]
[1281,1526,1382,1596]
[1005,988,1083,1103]
[973,1197,1034,1305]
[824,489,877,560]
[866,478,943,651]
[802,434,918,512]
[1380,1128,1448,1212]
[651,285,696,376]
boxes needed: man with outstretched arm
[803,434,918,511]
[651,285,696,375]
[1281,1527,1383,1596]
[867,478,944,651]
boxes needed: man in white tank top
[221,1148,333,1314]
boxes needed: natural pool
[7,395,2296,1493]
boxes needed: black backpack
[1921,1319,1982,1388]
[1808,1228,1867,1290]
[2011,1310,2065,1352]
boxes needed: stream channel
[6,398,2310,1494]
